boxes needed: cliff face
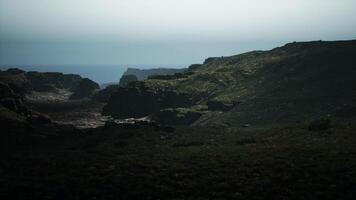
[102,83,194,119]
[104,40,356,126]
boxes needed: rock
[25,71,83,92]
[103,86,194,119]
[119,74,138,87]
[69,78,100,100]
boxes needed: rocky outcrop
[69,78,100,100]
[119,74,138,87]
[25,71,82,92]
[103,86,194,119]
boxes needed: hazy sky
[1,0,356,65]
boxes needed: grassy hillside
[105,40,356,126]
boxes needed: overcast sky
[1,0,356,65]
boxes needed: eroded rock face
[103,86,194,119]
[69,78,100,100]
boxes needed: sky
[1,0,356,65]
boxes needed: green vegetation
[105,40,356,126]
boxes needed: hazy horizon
[1,0,356,65]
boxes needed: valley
[1,40,356,199]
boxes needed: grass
[1,118,356,199]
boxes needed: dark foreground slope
[104,40,356,126]
[1,117,356,199]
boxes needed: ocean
[0,64,186,85]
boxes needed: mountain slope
[104,40,356,126]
